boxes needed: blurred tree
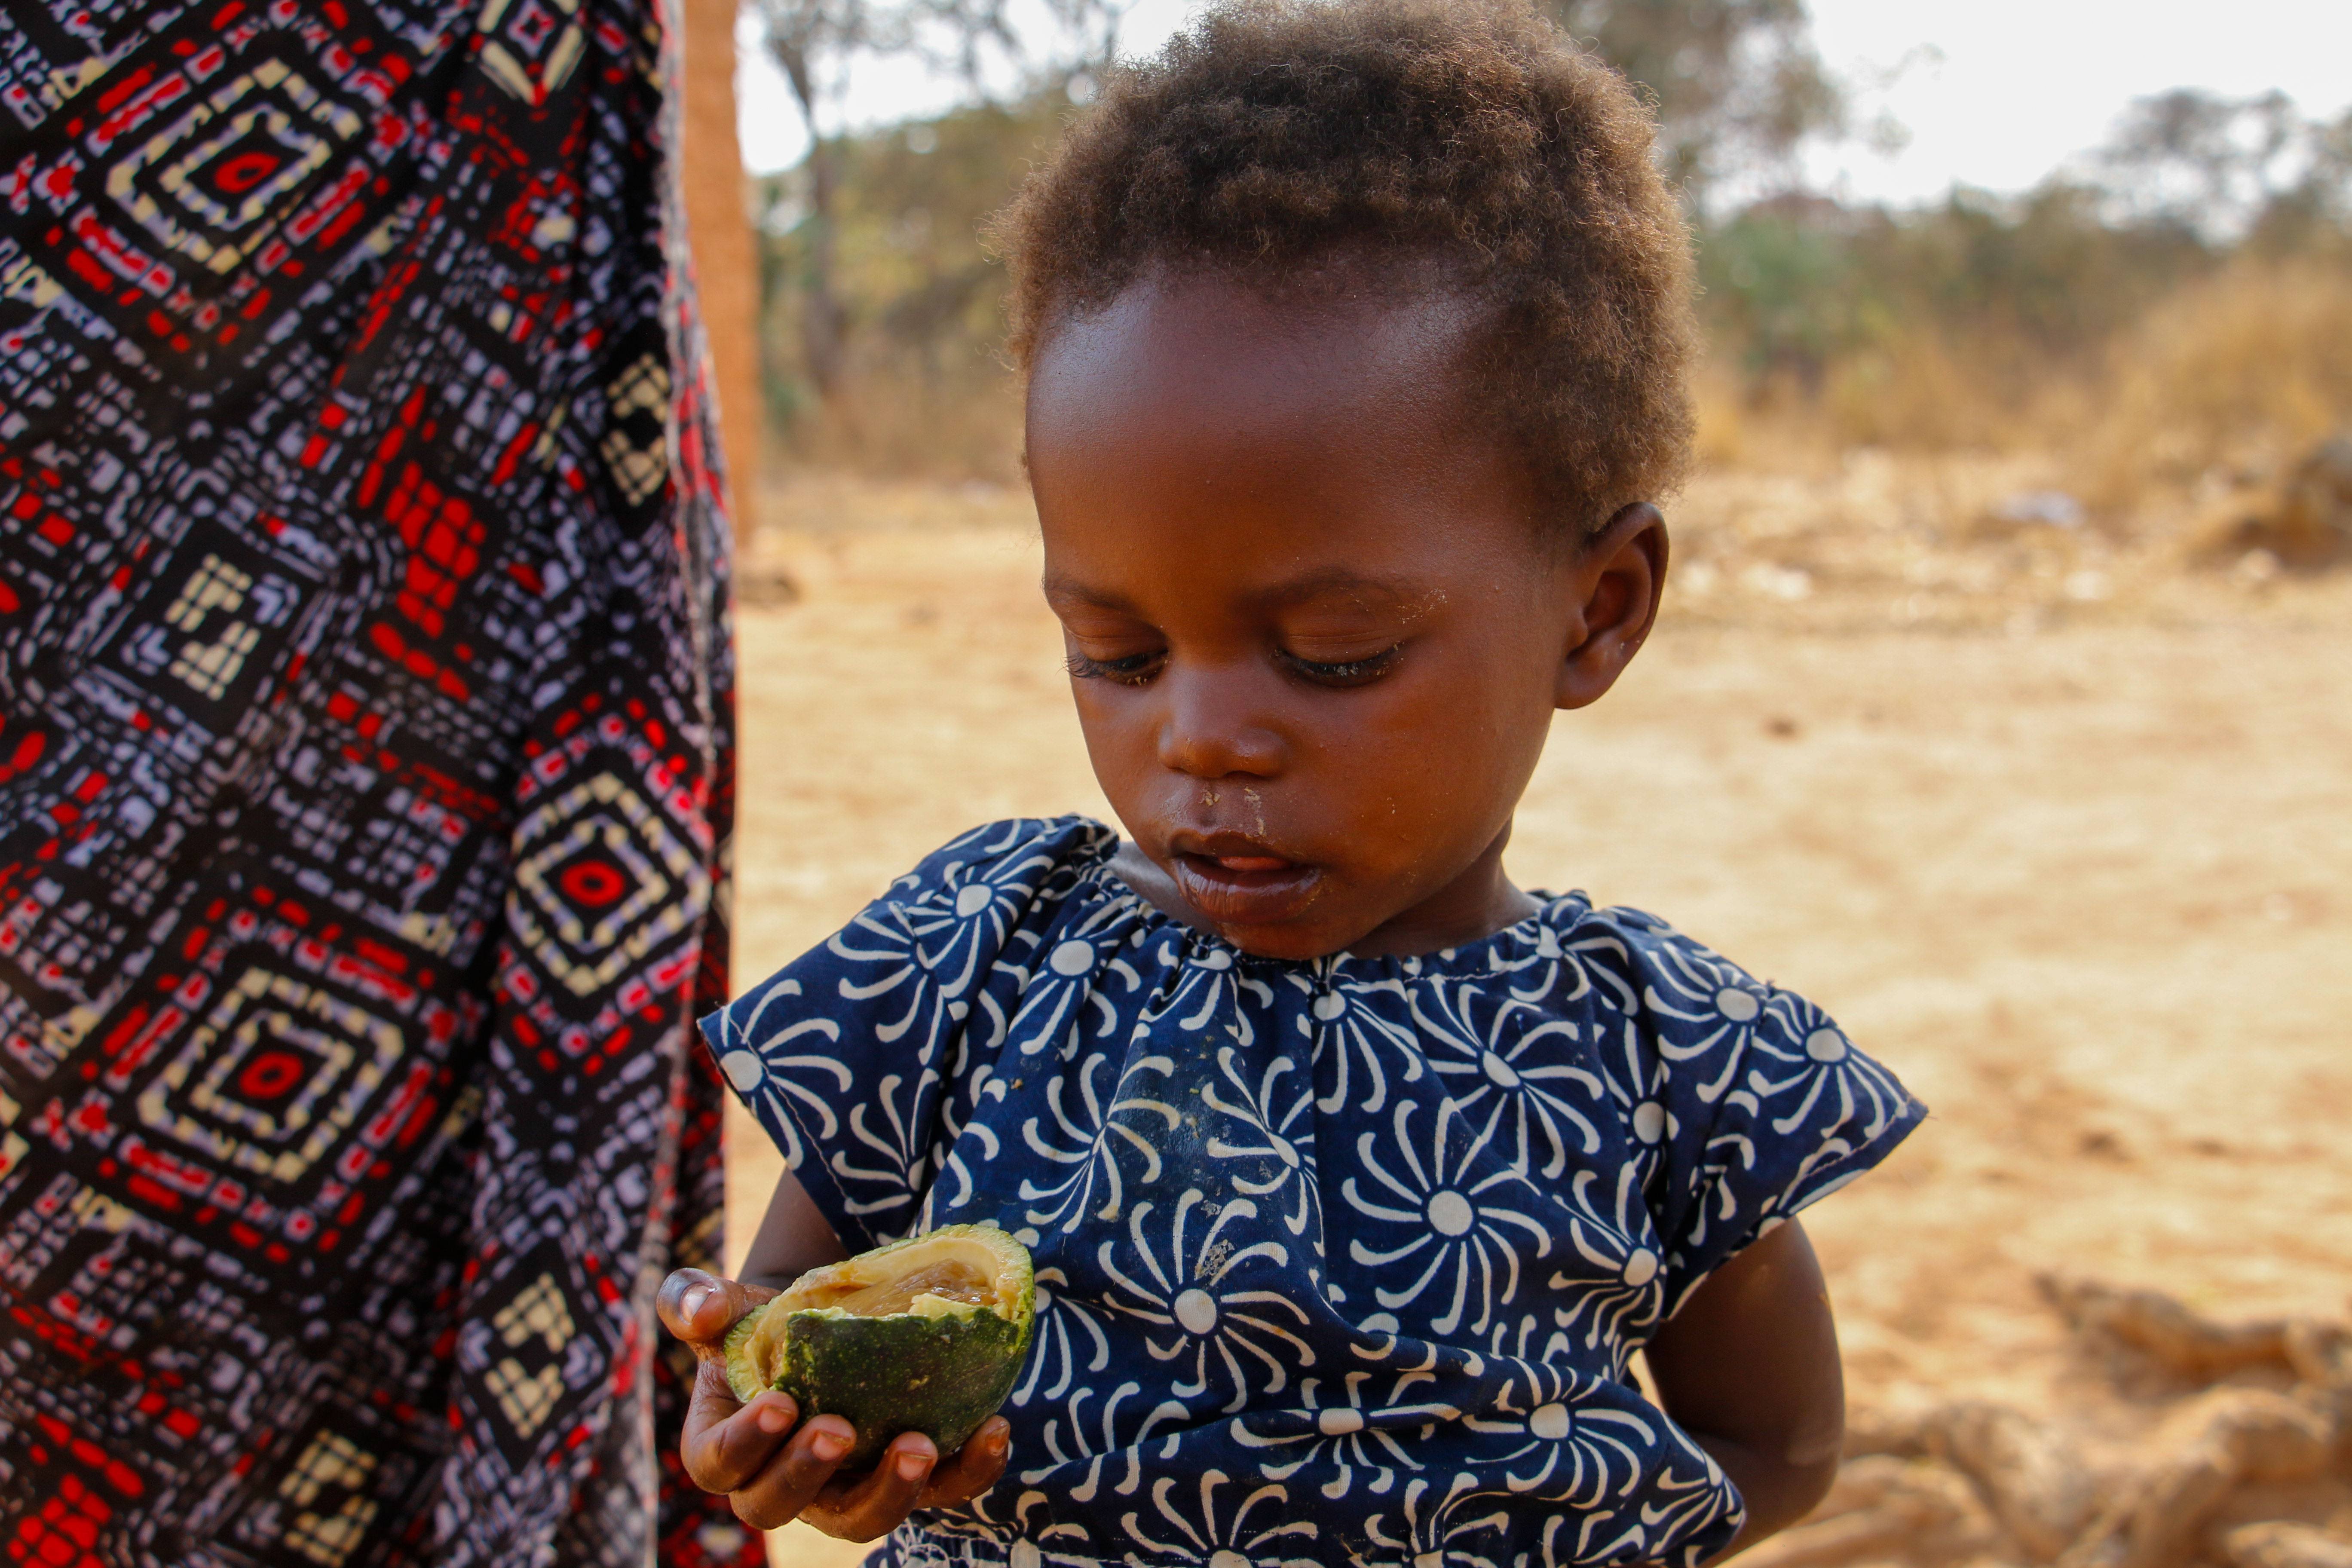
[2250,105,2352,255]
[750,1,2352,474]
[754,92,1072,473]
[2095,89,2352,247]
[1542,0,1844,202]
[753,0,1124,401]
[2098,89,2301,241]
[1695,179,2219,446]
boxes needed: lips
[1166,831,1323,927]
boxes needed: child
[660,1,1925,1562]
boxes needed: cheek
[1066,684,1157,783]
[1378,637,1551,749]
[1312,660,1554,824]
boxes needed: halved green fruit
[723,1222,1035,1470]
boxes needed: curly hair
[989,0,1698,542]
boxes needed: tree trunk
[770,38,847,404]
[679,0,764,514]
[799,129,847,401]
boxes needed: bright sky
[735,0,2352,208]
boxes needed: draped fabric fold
[0,0,756,1561]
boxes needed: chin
[1207,916,1363,964]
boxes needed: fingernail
[756,1403,790,1434]
[897,1453,928,1481]
[812,1432,847,1462]
[680,1282,712,1319]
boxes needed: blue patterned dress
[703,818,1924,1568]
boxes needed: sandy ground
[718,479,2352,1567]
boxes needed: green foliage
[1694,90,2349,450]
[2097,90,2352,242]
[749,0,1121,416]
[1698,186,2213,388]
[1542,0,1844,199]
[755,92,1074,472]
[750,39,2352,474]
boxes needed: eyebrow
[1041,566,1418,614]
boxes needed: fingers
[656,1268,775,1358]
[684,1353,744,1439]
[725,1414,862,1531]
[683,1382,799,1496]
[717,1419,1012,1537]
[799,1431,940,1542]
[920,1417,1011,1509]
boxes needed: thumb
[656,1268,776,1358]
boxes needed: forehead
[1026,270,1544,600]
[1026,268,1481,460]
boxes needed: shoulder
[1548,898,1779,1025]
[1539,897,1909,1125]
[700,817,1133,1239]
[710,816,1121,1050]
[826,815,1124,966]
[852,816,1120,978]
[872,815,1120,919]
[1558,897,1921,1159]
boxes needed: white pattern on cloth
[703,817,1924,1568]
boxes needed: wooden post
[679,0,763,527]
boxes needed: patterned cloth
[0,1,760,1564]
[705,817,1927,1568]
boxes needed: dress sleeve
[698,816,1111,1252]
[1597,910,1929,1314]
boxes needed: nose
[1155,662,1286,780]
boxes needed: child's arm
[1643,1219,1846,1560]
[737,1154,851,1286]
[656,1170,1012,1539]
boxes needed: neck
[1345,821,1537,958]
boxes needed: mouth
[1166,832,1323,927]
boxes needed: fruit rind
[719,1223,1035,1469]
[723,1305,772,1405]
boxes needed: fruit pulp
[824,1260,995,1317]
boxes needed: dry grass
[2079,260,2352,514]
[1696,260,2352,521]
[776,261,2352,568]
[770,371,1029,485]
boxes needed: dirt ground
[719,471,2352,1568]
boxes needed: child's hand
[656,1267,1013,1539]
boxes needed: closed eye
[1277,644,1402,688]
[1066,650,1164,686]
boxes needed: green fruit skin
[718,1225,1038,1469]
[722,1305,771,1406]
[778,1303,1030,1469]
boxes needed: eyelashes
[1063,651,1161,686]
[1065,645,1403,689]
[1278,645,1401,687]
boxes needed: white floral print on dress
[704,817,1924,1568]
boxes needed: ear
[1556,502,1667,711]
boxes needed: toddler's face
[1027,272,1660,960]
